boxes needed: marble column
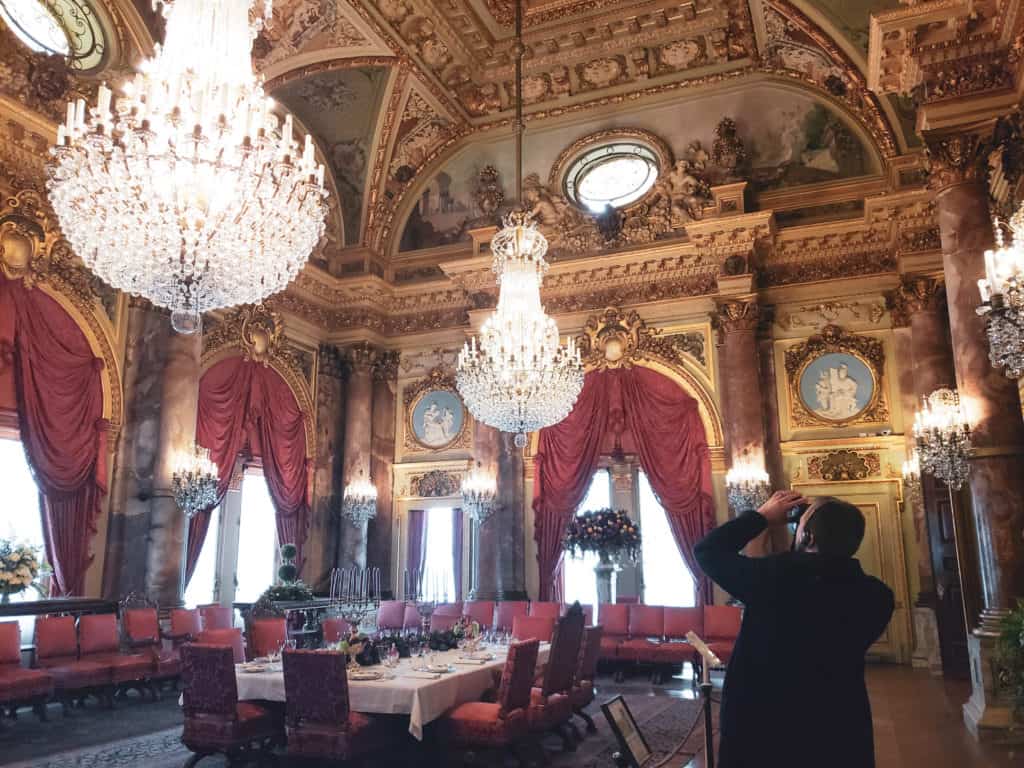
[470,420,502,601]
[339,342,375,569]
[712,297,773,555]
[927,128,1024,739]
[890,275,956,674]
[308,344,346,591]
[102,302,171,599]
[368,352,398,595]
[496,432,527,599]
[144,322,202,607]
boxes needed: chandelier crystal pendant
[724,458,771,513]
[461,461,498,524]
[455,0,583,448]
[912,388,972,491]
[342,470,377,526]
[977,206,1024,377]
[47,0,328,335]
[171,444,219,518]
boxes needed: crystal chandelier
[171,444,219,518]
[724,457,771,513]
[461,461,497,524]
[342,470,377,526]
[901,450,923,511]
[912,388,972,491]
[455,0,583,449]
[47,0,327,335]
[977,206,1024,377]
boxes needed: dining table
[234,642,551,740]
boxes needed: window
[422,508,456,602]
[564,143,660,212]
[637,470,695,607]
[234,471,278,604]
[0,0,108,70]
[0,438,44,602]
[183,505,220,608]
[563,470,610,608]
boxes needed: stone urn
[593,550,621,605]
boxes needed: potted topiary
[997,600,1024,723]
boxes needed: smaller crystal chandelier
[342,470,377,526]
[913,388,972,491]
[171,445,219,518]
[724,457,771,513]
[461,462,498,524]
[977,208,1024,377]
[901,450,923,511]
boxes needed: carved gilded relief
[577,307,707,371]
[807,450,882,481]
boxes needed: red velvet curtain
[532,367,715,603]
[185,356,310,585]
[0,276,107,596]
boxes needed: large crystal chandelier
[47,0,327,334]
[171,444,219,518]
[342,470,377,526]
[724,457,771,513]
[977,205,1024,377]
[912,388,972,491]
[455,0,583,448]
[461,461,497,524]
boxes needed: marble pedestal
[911,605,943,675]
[962,630,1023,743]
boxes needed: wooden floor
[681,665,1019,767]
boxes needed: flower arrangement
[997,600,1024,718]
[564,508,641,562]
[258,543,314,603]
[0,540,40,603]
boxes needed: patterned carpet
[1,680,715,768]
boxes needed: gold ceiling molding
[776,299,887,332]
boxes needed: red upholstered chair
[198,604,233,631]
[597,603,629,661]
[282,649,399,762]
[34,615,111,711]
[321,617,351,645]
[249,618,287,659]
[0,621,52,721]
[180,644,283,767]
[564,604,593,625]
[123,607,181,696]
[463,600,496,629]
[653,607,703,679]
[512,615,555,643]
[434,602,463,617]
[376,600,405,632]
[197,629,246,664]
[618,605,665,665]
[570,625,602,734]
[402,604,423,632]
[430,613,461,633]
[438,638,540,761]
[701,605,742,674]
[526,607,585,752]
[494,601,529,632]
[170,608,202,645]
[528,602,561,620]
[78,614,151,699]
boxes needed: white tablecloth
[235,644,549,740]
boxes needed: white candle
[97,83,111,117]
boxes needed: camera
[786,502,810,525]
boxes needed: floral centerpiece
[0,540,40,603]
[453,616,483,652]
[997,600,1024,719]
[564,508,641,564]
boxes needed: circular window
[564,143,660,213]
[0,0,107,71]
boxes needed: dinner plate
[417,664,453,674]
[241,664,267,674]
[461,652,495,661]
[349,670,384,681]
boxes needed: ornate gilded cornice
[887,275,946,328]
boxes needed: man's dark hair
[806,497,865,558]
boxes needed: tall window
[183,506,220,607]
[0,438,44,602]
[422,508,456,602]
[234,471,279,604]
[638,470,695,607]
[563,470,610,608]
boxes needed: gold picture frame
[784,325,889,429]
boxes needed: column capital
[888,274,946,328]
[317,343,346,380]
[923,127,994,194]
[372,350,400,382]
[345,341,378,374]
[711,297,761,345]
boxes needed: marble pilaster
[339,343,375,569]
[144,324,202,607]
[368,352,398,595]
[308,344,346,590]
[496,431,527,599]
[470,420,502,601]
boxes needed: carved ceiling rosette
[784,324,889,429]
[577,306,706,371]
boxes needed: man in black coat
[695,490,895,768]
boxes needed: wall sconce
[461,461,497,524]
[342,469,377,526]
[171,444,219,518]
[901,449,923,510]
[977,210,1024,378]
[913,388,972,491]
[724,457,771,513]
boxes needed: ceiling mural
[273,65,390,247]
[800,0,900,54]
[252,0,372,70]
[398,83,876,252]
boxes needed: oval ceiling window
[0,0,108,71]
[565,142,660,213]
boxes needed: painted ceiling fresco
[273,66,390,247]
[399,84,876,252]
[803,0,901,54]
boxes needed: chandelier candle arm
[47,0,328,335]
